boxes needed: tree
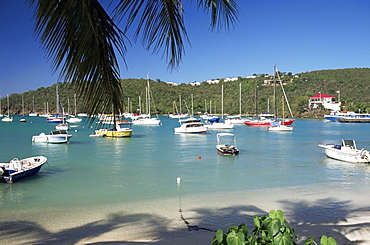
[28,0,239,117]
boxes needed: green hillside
[1,68,369,118]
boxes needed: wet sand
[1,183,370,244]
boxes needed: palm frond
[114,0,189,70]
[198,0,239,31]
[29,0,127,117]
[114,0,238,70]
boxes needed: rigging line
[275,67,294,118]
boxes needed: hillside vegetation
[1,68,370,118]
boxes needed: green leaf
[269,210,285,223]
[226,231,245,245]
[320,235,337,245]
[254,215,262,228]
[215,229,224,243]
[274,231,294,245]
[263,217,281,237]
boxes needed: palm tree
[28,0,239,117]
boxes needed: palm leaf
[114,0,239,70]
[29,0,127,117]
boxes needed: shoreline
[1,183,370,244]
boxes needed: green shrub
[212,210,337,245]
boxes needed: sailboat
[132,74,162,125]
[169,95,188,118]
[1,94,13,122]
[91,111,133,137]
[29,96,38,116]
[225,83,248,124]
[47,87,64,123]
[267,66,294,131]
[20,95,27,122]
[66,94,82,123]
[205,84,234,129]
[39,101,52,117]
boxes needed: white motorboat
[174,117,207,134]
[318,139,370,163]
[0,156,47,183]
[32,130,72,143]
[216,133,239,155]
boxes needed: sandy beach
[1,183,370,244]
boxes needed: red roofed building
[309,93,341,111]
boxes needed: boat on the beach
[216,133,239,155]
[0,156,47,183]
[32,130,72,143]
[174,117,207,134]
[318,139,370,163]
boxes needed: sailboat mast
[239,83,242,116]
[147,73,150,115]
[221,84,224,119]
[274,66,277,120]
[7,94,10,117]
[255,85,258,118]
[191,94,194,116]
[22,95,24,116]
[56,86,59,114]
[74,94,77,116]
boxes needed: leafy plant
[212,210,337,245]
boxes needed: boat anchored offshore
[90,121,133,137]
[216,133,239,155]
[174,117,207,134]
[318,139,370,163]
[0,156,47,183]
[32,130,72,143]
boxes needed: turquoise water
[1,116,370,212]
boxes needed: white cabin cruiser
[318,139,370,163]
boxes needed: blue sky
[1,0,370,98]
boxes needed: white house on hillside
[309,93,341,112]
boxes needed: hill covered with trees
[1,68,370,118]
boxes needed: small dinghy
[216,133,239,155]
[0,156,48,183]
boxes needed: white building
[309,93,341,112]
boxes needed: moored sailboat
[1,95,13,122]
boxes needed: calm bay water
[1,116,370,212]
